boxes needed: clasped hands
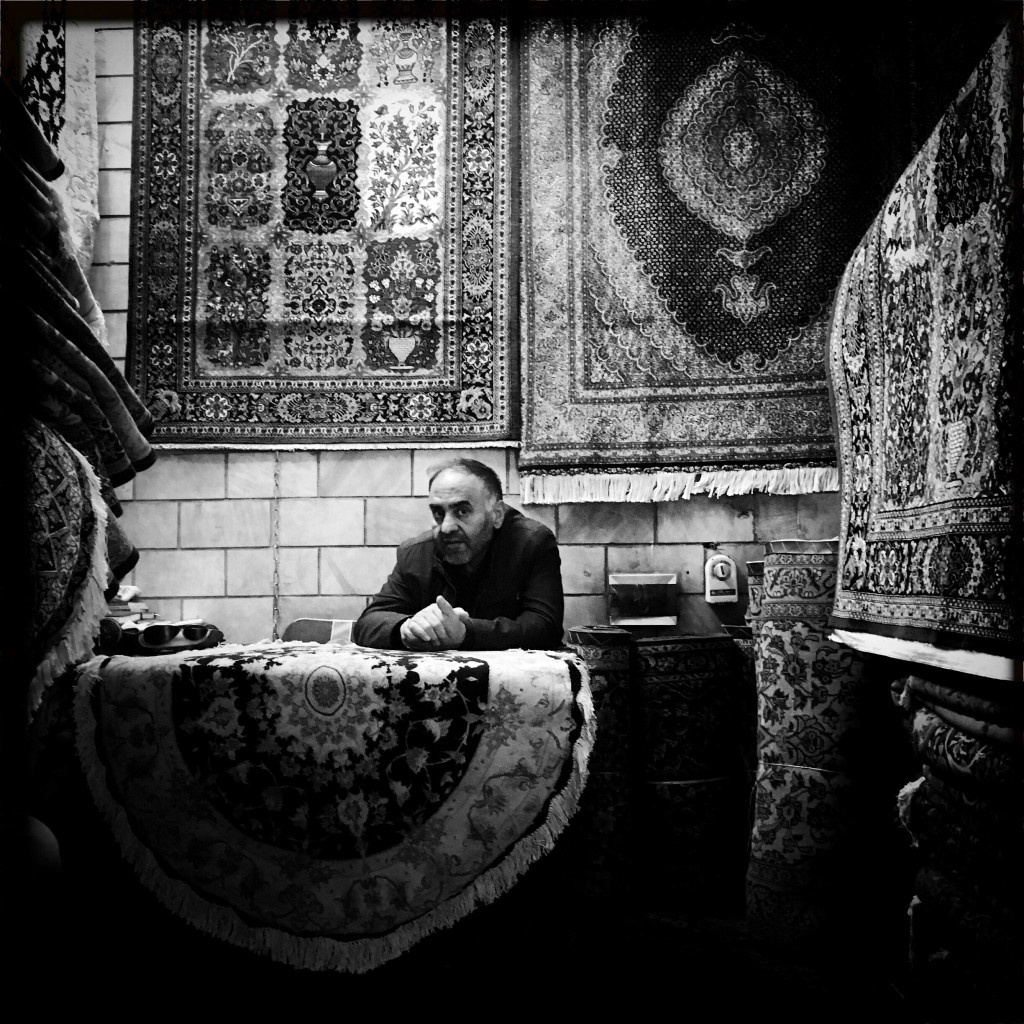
[399,595,469,650]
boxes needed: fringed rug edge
[521,466,839,504]
[72,652,595,974]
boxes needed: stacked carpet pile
[893,672,1023,1021]
[746,539,895,944]
[564,626,636,908]
[633,634,755,916]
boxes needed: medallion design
[659,51,826,322]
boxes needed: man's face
[428,468,504,567]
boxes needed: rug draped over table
[518,15,904,502]
[828,25,1020,671]
[128,11,512,444]
[73,642,593,972]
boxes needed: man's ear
[491,500,507,528]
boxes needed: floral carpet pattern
[73,642,592,972]
[128,11,511,443]
[828,25,1019,659]
[518,15,891,501]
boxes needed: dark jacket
[352,508,564,651]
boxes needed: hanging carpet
[73,642,593,973]
[828,25,1020,667]
[128,10,512,444]
[519,13,904,502]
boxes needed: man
[352,459,564,651]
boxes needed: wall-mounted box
[608,572,678,626]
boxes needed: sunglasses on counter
[141,623,216,646]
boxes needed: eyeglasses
[141,623,216,646]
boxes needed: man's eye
[431,510,443,523]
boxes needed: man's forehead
[428,468,489,503]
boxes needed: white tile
[118,501,178,548]
[559,502,655,544]
[563,595,609,635]
[95,27,134,75]
[657,496,756,544]
[143,598,182,621]
[181,597,274,645]
[321,547,397,596]
[96,76,133,123]
[88,263,129,311]
[180,500,271,547]
[278,498,363,546]
[98,168,132,216]
[92,217,130,265]
[113,477,134,502]
[105,311,128,359]
[280,548,319,595]
[365,497,429,546]
[134,453,226,499]
[558,545,606,594]
[504,498,557,534]
[226,548,274,596]
[227,452,275,498]
[225,451,319,498]
[99,122,132,169]
[319,450,412,497]
[281,452,318,496]
[133,549,225,597]
[225,548,318,597]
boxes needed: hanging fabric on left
[128,7,513,445]
[20,6,102,271]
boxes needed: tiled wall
[92,25,840,644]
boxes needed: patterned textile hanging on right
[828,24,1021,676]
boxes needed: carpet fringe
[520,466,839,503]
[29,445,110,716]
[73,654,595,974]
[896,775,925,844]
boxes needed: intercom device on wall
[704,554,738,604]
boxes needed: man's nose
[440,512,461,533]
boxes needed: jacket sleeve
[351,557,416,650]
[461,527,564,651]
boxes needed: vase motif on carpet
[129,11,511,443]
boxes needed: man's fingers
[453,607,470,621]
[405,614,438,642]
